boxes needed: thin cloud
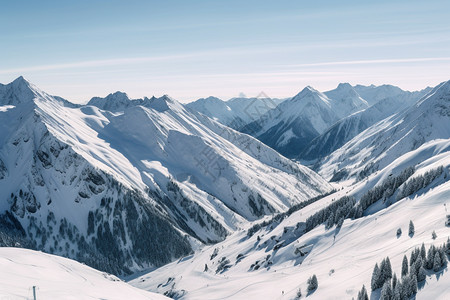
[288,57,450,68]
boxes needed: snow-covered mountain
[131,135,450,300]
[0,247,168,300]
[0,77,331,275]
[324,83,369,118]
[241,86,341,158]
[300,87,429,162]
[354,84,431,106]
[318,80,450,181]
[126,79,450,300]
[88,92,174,113]
[186,96,285,129]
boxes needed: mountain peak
[336,82,353,90]
[295,85,320,98]
[107,91,130,101]
[0,76,40,106]
[87,91,132,112]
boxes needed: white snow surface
[319,80,450,181]
[0,77,331,251]
[0,248,168,300]
[186,96,286,129]
[131,140,450,300]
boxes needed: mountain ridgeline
[0,77,331,275]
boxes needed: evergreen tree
[417,266,426,282]
[392,273,398,290]
[413,256,423,277]
[432,230,437,240]
[401,255,408,276]
[385,257,393,279]
[410,274,418,295]
[438,247,447,267]
[357,285,369,300]
[420,243,426,260]
[409,220,415,237]
[396,228,402,237]
[400,276,410,298]
[392,282,402,300]
[380,281,393,300]
[433,252,441,272]
[426,247,435,269]
[371,263,380,290]
[307,275,318,292]
[296,288,302,299]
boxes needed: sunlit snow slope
[0,248,169,300]
[0,77,330,275]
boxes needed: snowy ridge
[300,89,427,162]
[186,95,286,129]
[241,86,340,158]
[0,77,331,276]
[324,82,369,118]
[318,80,450,181]
[131,136,450,300]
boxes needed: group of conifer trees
[357,238,450,300]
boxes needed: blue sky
[1,0,450,103]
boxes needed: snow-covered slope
[185,96,244,129]
[318,80,450,181]
[131,138,450,300]
[0,248,168,300]
[186,96,285,129]
[0,77,331,275]
[241,86,340,158]
[300,91,422,162]
[353,84,430,106]
[324,83,369,118]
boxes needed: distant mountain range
[0,77,330,275]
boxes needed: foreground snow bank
[0,247,168,300]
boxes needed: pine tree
[296,288,302,298]
[371,263,380,290]
[385,257,393,279]
[433,252,441,272]
[380,258,387,286]
[438,247,447,267]
[432,230,437,240]
[392,282,401,300]
[409,220,415,237]
[307,274,318,292]
[357,285,369,300]
[396,228,402,237]
[418,266,426,282]
[426,247,434,269]
[392,273,398,290]
[410,274,418,295]
[420,243,426,260]
[401,255,408,276]
[380,281,393,300]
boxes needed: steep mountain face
[300,91,422,162]
[324,83,369,118]
[185,96,245,129]
[353,84,430,106]
[318,80,450,181]
[241,86,340,158]
[186,96,285,130]
[87,92,171,113]
[131,137,450,299]
[0,77,331,275]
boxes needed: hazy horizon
[2,0,450,103]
